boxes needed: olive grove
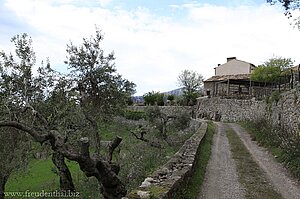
[0,30,135,199]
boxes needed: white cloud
[1,0,300,96]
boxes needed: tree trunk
[93,123,101,155]
[95,159,127,199]
[83,111,101,154]
[0,122,127,199]
[161,117,168,140]
[52,152,75,192]
[0,182,4,199]
[0,175,8,199]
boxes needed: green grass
[6,157,101,199]
[241,121,300,179]
[7,158,60,192]
[5,118,195,198]
[226,128,283,199]
[241,121,283,161]
[173,121,215,199]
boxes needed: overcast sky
[1,0,300,96]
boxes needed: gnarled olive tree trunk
[0,121,127,199]
[0,175,8,199]
[52,151,75,192]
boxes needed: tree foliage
[65,29,136,119]
[263,56,294,70]
[267,0,300,17]
[267,0,300,28]
[0,34,37,198]
[65,29,136,154]
[251,57,294,83]
[251,65,282,83]
[144,106,191,140]
[177,70,203,106]
[0,33,79,196]
[0,30,135,198]
[143,91,164,106]
[145,106,174,139]
[167,95,175,102]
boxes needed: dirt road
[229,123,300,199]
[199,122,300,199]
[199,122,245,199]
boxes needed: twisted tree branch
[0,120,127,199]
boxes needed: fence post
[298,64,300,82]
[291,69,294,89]
[278,76,281,91]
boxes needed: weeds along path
[199,122,245,199]
[229,123,300,199]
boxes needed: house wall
[216,59,251,76]
[203,82,215,95]
[204,81,250,97]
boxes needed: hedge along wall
[124,121,207,199]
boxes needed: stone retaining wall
[269,89,300,134]
[127,106,193,117]
[195,88,300,134]
[124,121,207,199]
[195,97,266,122]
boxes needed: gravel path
[229,123,300,199]
[199,122,245,199]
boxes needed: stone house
[214,57,256,76]
[204,57,257,98]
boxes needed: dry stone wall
[127,106,193,117]
[195,88,300,134]
[124,120,207,199]
[269,89,300,134]
[195,97,266,122]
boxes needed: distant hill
[163,87,184,96]
[131,88,184,104]
[131,95,144,104]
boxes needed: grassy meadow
[5,113,196,198]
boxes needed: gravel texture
[199,122,245,199]
[229,123,300,199]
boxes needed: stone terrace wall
[127,106,193,117]
[269,89,300,134]
[195,97,266,122]
[125,121,207,199]
[195,88,300,134]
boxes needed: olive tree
[65,29,135,154]
[0,30,134,199]
[0,34,37,198]
[177,69,203,106]
[0,34,77,195]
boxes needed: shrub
[143,91,164,106]
[167,95,175,102]
[122,110,146,120]
[173,110,191,130]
